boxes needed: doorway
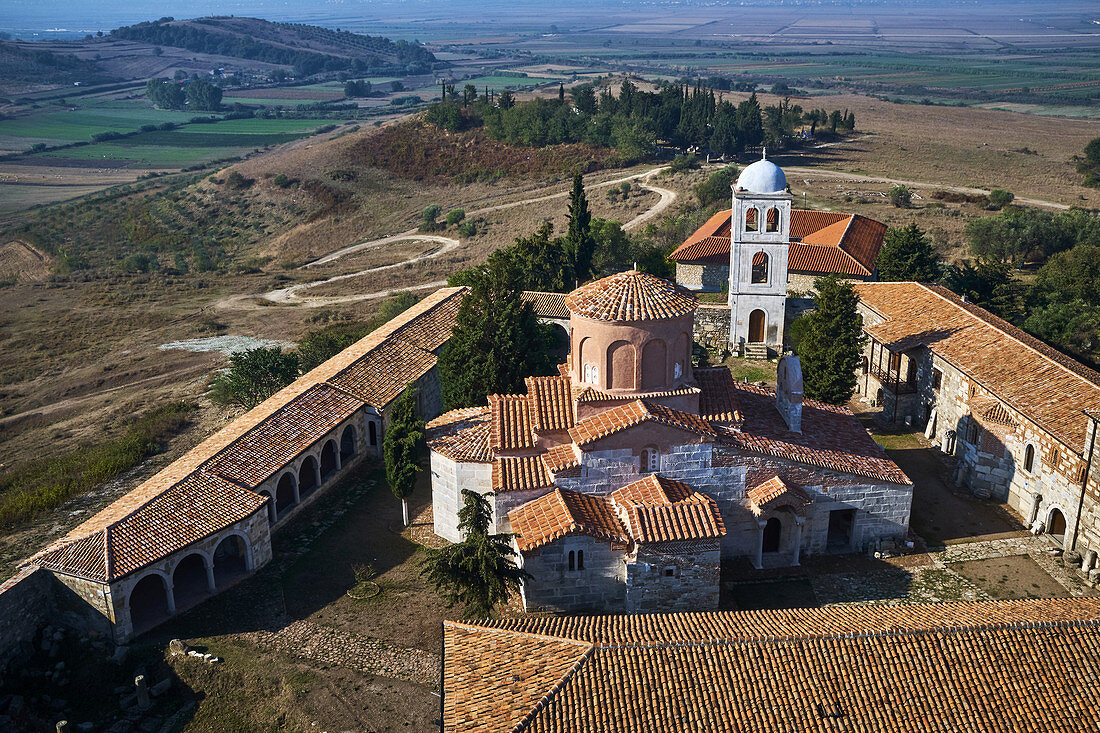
[1048,508,1067,545]
[762,517,782,553]
[827,509,856,552]
[748,310,766,343]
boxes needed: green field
[458,74,563,90]
[0,101,197,146]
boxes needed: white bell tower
[729,151,791,353]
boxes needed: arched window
[368,420,377,446]
[641,447,659,473]
[568,550,576,571]
[674,361,683,379]
[745,207,758,232]
[577,550,584,570]
[766,207,780,232]
[751,251,768,284]
[583,363,599,385]
[1024,444,1035,473]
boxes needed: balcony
[869,367,918,395]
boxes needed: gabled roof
[444,598,1100,733]
[720,383,910,485]
[746,473,812,517]
[566,270,696,322]
[492,454,555,494]
[669,209,886,277]
[326,337,437,409]
[35,471,266,583]
[856,281,1100,456]
[426,407,493,463]
[520,290,570,320]
[525,375,575,432]
[611,475,725,544]
[568,400,717,448]
[509,488,629,552]
[695,366,743,424]
[542,443,580,475]
[489,394,536,452]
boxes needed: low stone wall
[0,566,57,669]
[694,304,731,352]
[625,541,721,612]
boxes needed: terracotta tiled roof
[670,209,885,277]
[521,291,570,320]
[746,473,812,516]
[204,384,363,488]
[572,383,701,405]
[492,455,555,493]
[35,471,266,583]
[446,598,1100,733]
[427,407,493,463]
[525,376,575,432]
[566,270,696,322]
[326,337,436,409]
[856,282,1100,455]
[542,443,580,474]
[721,383,910,484]
[611,475,725,543]
[489,394,535,452]
[569,400,717,448]
[509,488,629,552]
[695,366,743,423]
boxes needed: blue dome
[736,158,787,194]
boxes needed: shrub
[420,204,442,232]
[669,154,699,173]
[446,208,466,226]
[457,219,478,237]
[987,189,1015,210]
[209,347,299,409]
[272,173,291,188]
[889,185,912,208]
[225,170,253,189]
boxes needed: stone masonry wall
[429,452,491,543]
[693,304,732,351]
[625,541,721,613]
[0,566,58,669]
[518,536,627,613]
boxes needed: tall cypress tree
[876,223,940,282]
[439,255,555,409]
[797,276,867,406]
[383,387,425,526]
[563,173,595,283]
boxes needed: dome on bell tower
[735,152,787,195]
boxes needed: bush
[273,173,291,188]
[457,219,478,237]
[446,208,466,226]
[694,165,739,207]
[669,154,699,173]
[420,204,442,232]
[209,347,299,409]
[889,185,912,208]
[225,170,253,189]
[987,189,1015,210]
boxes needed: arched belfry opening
[751,252,769,284]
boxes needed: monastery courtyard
[86,382,1092,731]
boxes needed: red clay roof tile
[566,270,696,322]
[427,407,493,463]
[509,488,629,552]
[568,400,717,448]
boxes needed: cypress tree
[876,223,941,282]
[796,276,867,406]
[383,387,425,526]
[419,489,531,619]
[563,173,595,282]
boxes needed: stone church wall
[693,304,732,351]
[429,452,492,543]
[518,536,627,613]
[676,263,728,292]
[624,541,720,612]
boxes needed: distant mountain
[110,16,437,76]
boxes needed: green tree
[511,221,575,292]
[438,255,556,409]
[1078,137,1100,187]
[795,276,866,405]
[693,165,739,208]
[563,173,596,282]
[383,387,425,526]
[185,79,222,111]
[888,185,912,208]
[210,347,299,409]
[419,489,531,619]
[446,208,466,227]
[298,294,419,372]
[876,223,940,282]
[591,218,633,276]
[987,189,1014,210]
[498,89,515,110]
[941,259,1025,321]
[145,78,185,109]
[420,204,441,232]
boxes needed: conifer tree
[383,387,425,526]
[439,255,555,409]
[419,489,531,619]
[563,173,595,282]
[796,276,866,406]
[876,223,940,282]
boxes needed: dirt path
[228,165,676,309]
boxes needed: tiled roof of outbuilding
[520,291,570,320]
[542,443,580,474]
[492,454,555,493]
[569,400,717,448]
[525,376,575,432]
[427,407,494,463]
[444,598,1100,733]
[856,282,1100,455]
[611,476,725,543]
[509,488,629,552]
[746,473,812,516]
[565,270,696,322]
[721,383,910,484]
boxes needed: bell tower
[729,151,791,353]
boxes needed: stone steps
[743,343,769,360]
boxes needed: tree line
[424,78,855,162]
[146,77,223,111]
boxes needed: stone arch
[745,206,758,232]
[171,553,211,609]
[341,425,358,463]
[1048,507,1068,545]
[762,517,782,553]
[320,439,339,481]
[275,472,297,518]
[128,573,171,636]
[751,251,769,284]
[640,339,667,391]
[258,490,276,524]
[766,207,780,232]
[748,309,766,343]
[298,455,319,499]
[607,340,634,391]
[1023,444,1035,474]
[213,534,250,588]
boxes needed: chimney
[776,355,803,434]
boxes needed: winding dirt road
[250,165,676,308]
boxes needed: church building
[428,270,913,614]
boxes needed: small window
[751,251,768,284]
[663,566,676,577]
[967,421,979,445]
[568,550,575,571]
[368,421,378,446]
[642,448,659,473]
[1049,447,1060,467]
[674,361,683,379]
[766,207,779,232]
[1024,444,1035,473]
[583,363,599,385]
[745,207,758,232]
[932,368,943,390]
[577,550,584,570]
